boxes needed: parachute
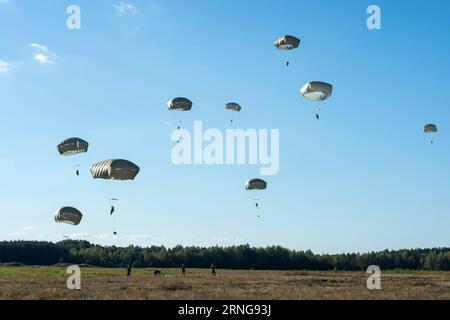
[424,124,438,133]
[245,179,267,219]
[90,159,140,181]
[55,207,83,225]
[424,124,438,144]
[274,35,300,66]
[168,97,193,143]
[245,178,268,190]
[57,138,89,156]
[274,35,301,50]
[300,81,333,119]
[167,97,193,111]
[58,138,88,176]
[225,102,242,112]
[225,102,241,127]
[300,81,333,101]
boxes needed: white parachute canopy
[300,81,333,101]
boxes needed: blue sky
[0,0,449,253]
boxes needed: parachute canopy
[55,207,83,225]
[424,124,438,133]
[90,159,140,181]
[167,97,193,111]
[300,81,333,101]
[245,179,267,190]
[274,35,301,50]
[225,102,241,112]
[57,138,89,156]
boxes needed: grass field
[0,267,449,300]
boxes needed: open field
[0,267,449,300]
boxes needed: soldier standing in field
[211,263,216,277]
[126,262,132,276]
[181,264,186,277]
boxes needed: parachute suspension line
[177,121,182,143]
[255,198,261,218]
[109,198,118,235]
[286,47,292,67]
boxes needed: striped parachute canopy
[90,159,140,181]
[57,138,89,156]
[55,207,83,225]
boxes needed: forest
[0,240,449,271]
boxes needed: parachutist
[316,113,320,120]
[76,170,79,176]
[286,61,289,67]
[110,206,115,216]
[113,231,118,235]
[225,103,241,128]
[424,124,437,146]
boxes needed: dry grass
[0,267,449,300]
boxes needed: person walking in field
[211,263,216,277]
[181,264,186,277]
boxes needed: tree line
[0,240,449,271]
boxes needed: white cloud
[63,233,162,243]
[10,226,39,237]
[30,43,56,64]
[34,53,54,64]
[211,237,244,244]
[114,2,138,15]
[0,60,10,73]
[30,43,48,52]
